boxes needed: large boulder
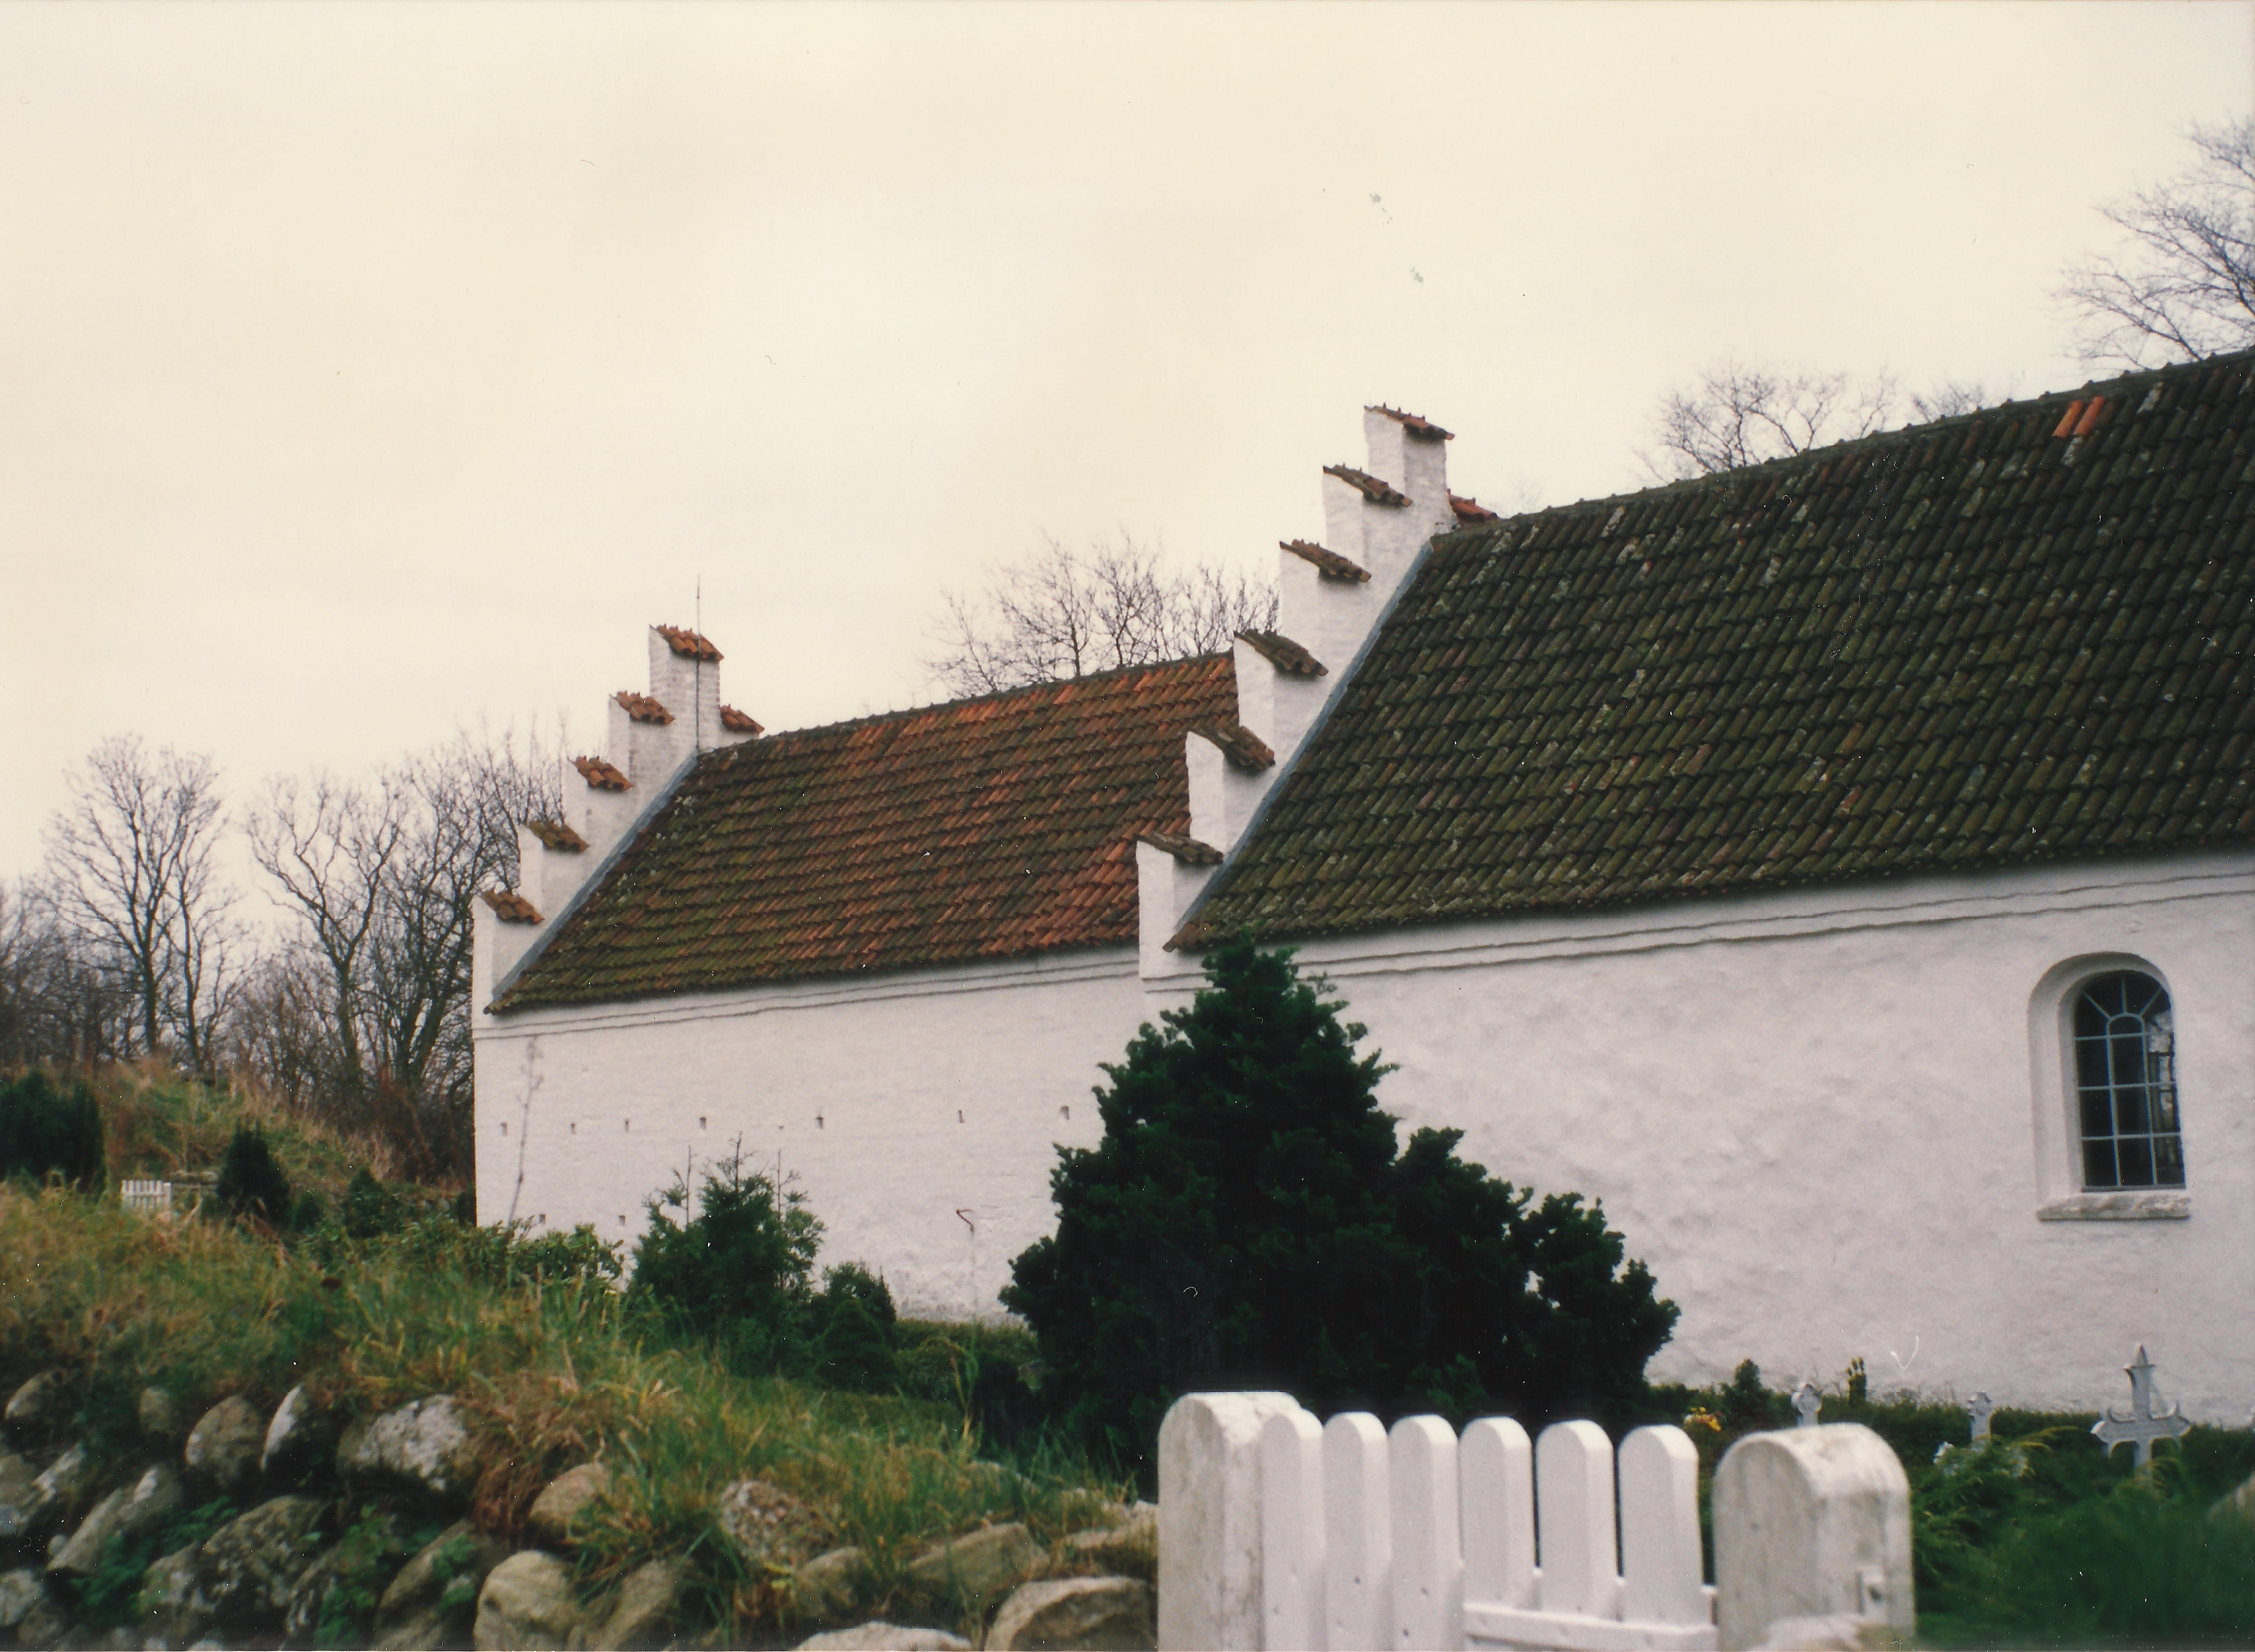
[339,1396,484,1505]
[138,1386,186,1446]
[3,1374,70,1444]
[597,1556,681,1650]
[905,1522,1042,1611]
[283,1510,414,1646]
[194,1493,329,1628]
[373,1518,510,1650]
[794,1626,971,1651]
[50,1462,182,1577]
[183,1395,266,1499]
[9,1574,69,1650]
[0,1568,58,1632]
[0,1453,39,1542]
[9,1444,99,1542]
[1063,1502,1158,1580]
[139,1542,212,1648]
[987,1577,1156,1651]
[716,1476,827,1567]
[793,1545,869,1620]
[261,1385,338,1483]
[525,1460,610,1548]
[472,1549,587,1651]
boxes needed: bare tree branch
[927,536,1280,696]
[1641,363,1991,481]
[2060,119,2255,368]
[40,736,237,1071]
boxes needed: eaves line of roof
[1169,533,1444,952]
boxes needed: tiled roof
[1451,493,1500,523]
[497,655,1239,1008]
[1181,352,2255,947]
[524,820,589,853]
[720,705,763,736]
[1281,539,1372,583]
[481,889,542,924]
[1368,405,1454,441]
[617,691,673,724]
[657,625,723,660]
[1238,629,1328,677]
[573,756,630,792]
[1325,465,1410,507]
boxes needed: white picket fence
[118,1178,174,1215]
[1248,1400,1713,1652]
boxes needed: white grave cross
[1966,1393,1994,1445]
[1791,1383,1821,1429]
[2091,1346,2191,1469]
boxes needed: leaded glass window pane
[2074,971,2185,1190]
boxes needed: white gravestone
[1159,1392,1303,1651]
[1712,1424,1913,1652]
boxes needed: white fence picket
[1323,1412,1391,1652]
[119,1179,172,1216]
[1536,1421,1619,1620]
[1388,1415,1463,1652]
[1459,1417,1535,1613]
[1618,1426,1708,1629]
[1261,1408,1326,1651]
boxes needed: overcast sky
[3,2,2250,891]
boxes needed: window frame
[2027,953,2191,1222]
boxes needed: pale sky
[3,2,2250,890]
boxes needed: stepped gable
[1179,351,2255,947]
[498,654,1238,1007]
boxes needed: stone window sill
[2037,1190,2190,1221]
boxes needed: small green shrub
[215,1126,290,1225]
[630,1142,822,1373]
[342,1167,410,1238]
[809,1264,900,1393]
[0,1070,105,1190]
[1005,938,1678,1468]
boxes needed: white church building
[474,352,2255,1421]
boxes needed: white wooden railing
[1159,1392,1914,1652]
[1249,1400,1712,1651]
[119,1178,174,1215]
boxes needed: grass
[91,1058,409,1198]
[0,1182,1129,1645]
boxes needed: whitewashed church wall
[472,946,1149,1321]
[1142,850,2255,1422]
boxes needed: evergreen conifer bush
[215,1126,291,1225]
[0,1070,105,1190]
[1004,939,1679,1463]
[630,1143,823,1373]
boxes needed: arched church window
[2073,971,2184,1190]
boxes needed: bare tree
[41,736,238,1073]
[2061,119,2255,368]
[247,771,409,1102]
[928,536,1279,697]
[1642,364,1994,480]
[0,878,131,1071]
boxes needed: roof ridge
[1447,348,2255,536]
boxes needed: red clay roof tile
[1324,465,1411,506]
[1280,539,1372,582]
[1139,831,1223,865]
[719,705,763,736]
[617,691,674,725]
[657,625,722,661]
[499,655,1239,1007]
[481,889,542,923]
[1366,405,1454,441]
[1237,629,1327,678]
[573,755,630,791]
[525,820,589,853]
[1194,722,1276,772]
[1450,493,1500,523]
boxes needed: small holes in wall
[569,1122,576,1134]
[1060,1105,1070,1120]
[699,1116,707,1130]
[499,1122,508,1136]
[957,1110,965,1124]
[619,1214,627,1227]
[624,1119,631,1132]
[816,1114,825,1130]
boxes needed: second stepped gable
[1173,352,2255,952]
[488,653,1239,1009]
